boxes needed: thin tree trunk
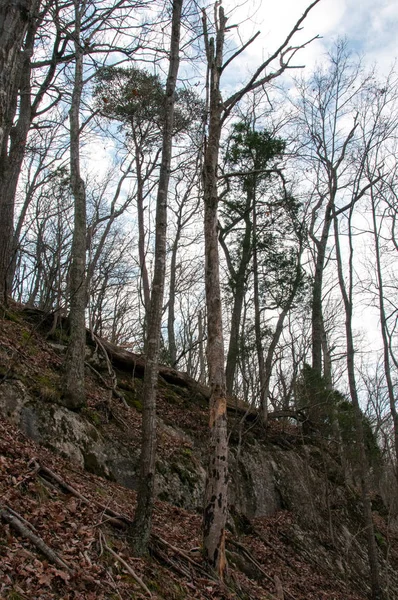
[252,197,267,421]
[63,0,87,410]
[198,309,206,384]
[263,245,304,410]
[167,214,182,367]
[333,211,384,600]
[223,196,252,396]
[370,189,398,479]
[134,144,151,318]
[129,0,183,556]
[311,202,332,376]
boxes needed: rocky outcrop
[0,379,207,509]
[0,378,342,525]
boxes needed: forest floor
[0,305,392,600]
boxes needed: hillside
[0,304,398,600]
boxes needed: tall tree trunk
[200,0,320,577]
[252,197,267,420]
[263,244,304,410]
[0,0,38,301]
[198,308,206,384]
[201,6,228,577]
[222,195,252,396]
[167,213,182,367]
[311,202,332,376]
[134,142,151,319]
[370,189,398,479]
[333,211,384,600]
[63,0,87,410]
[129,0,183,556]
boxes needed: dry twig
[99,531,152,598]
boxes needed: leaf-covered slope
[1,304,398,599]
[0,412,373,600]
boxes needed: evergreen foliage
[296,364,380,464]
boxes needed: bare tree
[333,203,384,599]
[0,0,40,301]
[292,42,370,378]
[129,0,184,556]
[62,0,88,410]
[201,0,320,575]
[167,155,201,367]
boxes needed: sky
[197,0,397,370]
[79,0,398,382]
[221,0,398,79]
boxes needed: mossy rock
[82,407,103,427]
[375,530,387,553]
[122,389,142,411]
[31,373,61,403]
[3,309,23,324]
[170,461,198,490]
[83,451,110,478]
[162,387,185,406]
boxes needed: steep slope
[1,304,398,599]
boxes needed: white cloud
[220,0,397,84]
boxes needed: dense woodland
[1,0,398,598]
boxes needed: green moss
[131,398,142,411]
[82,407,102,427]
[3,309,23,324]
[47,327,70,344]
[7,591,26,600]
[147,576,187,599]
[147,580,162,594]
[31,374,61,403]
[119,387,143,411]
[156,460,168,476]
[170,461,197,490]
[375,531,386,545]
[162,386,185,406]
[375,531,387,552]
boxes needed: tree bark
[0,0,39,301]
[333,211,384,600]
[200,1,320,574]
[133,139,151,319]
[62,0,87,410]
[311,202,332,376]
[370,188,398,480]
[201,6,228,577]
[167,212,182,367]
[222,193,252,396]
[129,0,183,556]
[252,196,267,420]
[198,309,206,384]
